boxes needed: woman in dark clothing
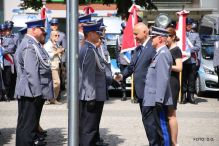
[166,27,182,146]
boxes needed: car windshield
[201,40,215,60]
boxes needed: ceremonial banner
[83,6,95,15]
[121,4,140,63]
[176,10,196,62]
[41,5,51,42]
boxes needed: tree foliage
[19,0,157,19]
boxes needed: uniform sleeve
[121,49,137,79]
[190,33,201,53]
[2,39,16,56]
[23,44,42,97]
[156,52,171,104]
[61,34,67,49]
[82,49,96,100]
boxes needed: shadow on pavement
[100,128,125,146]
[45,128,67,146]
[0,128,16,145]
[195,97,208,103]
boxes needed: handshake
[111,72,122,89]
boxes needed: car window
[107,45,116,59]
[201,41,214,60]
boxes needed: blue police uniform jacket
[56,31,67,63]
[116,35,128,65]
[184,31,201,64]
[121,39,156,99]
[142,45,173,106]
[79,41,112,101]
[78,32,84,51]
[213,41,219,67]
[1,36,17,66]
[14,35,54,99]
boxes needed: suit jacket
[142,45,173,106]
[184,32,201,64]
[121,39,156,99]
[14,35,54,99]
[116,35,128,65]
[57,32,67,63]
[79,41,112,101]
[2,36,16,66]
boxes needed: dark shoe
[36,132,47,138]
[180,92,187,104]
[187,93,197,104]
[38,130,47,135]
[34,136,45,141]
[34,140,47,146]
[3,90,10,102]
[121,91,127,101]
[0,91,3,101]
[95,141,109,146]
[99,137,104,142]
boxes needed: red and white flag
[83,6,95,15]
[176,10,197,62]
[120,4,140,63]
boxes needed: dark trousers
[182,63,196,93]
[10,68,17,99]
[2,66,12,89]
[16,97,45,146]
[134,88,143,113]
[153,106,171,146]
[142,106,161,146]
[80,100,104,146]
[120,65,127,92]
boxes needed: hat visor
[149,34,157,37]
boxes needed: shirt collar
[156,45,166,53]
[27,34,39,44]
[141,37,150,48]
[79,32,84,36]
[85,40,96,49]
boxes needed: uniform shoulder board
[161,50,165,53]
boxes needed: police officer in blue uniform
[1,24,17,102]
[49,18,67,92]
[142,26,173,146]
[116,22,129,101]
[15,19,54,146]
[181,18,201,104]
[79,22,119,146]
[4,21,20,100]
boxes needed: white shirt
[44,41,55,59]
[141,37,150,49]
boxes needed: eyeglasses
[51,24,58,26]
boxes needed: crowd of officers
[0,12,209,146]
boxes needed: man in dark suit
[115,23,156,110]
[114,23,157,144]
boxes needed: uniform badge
[151,60,156,66]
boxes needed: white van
[199,14,219,35]
[11,9,52,38]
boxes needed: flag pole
[131,0,135,103]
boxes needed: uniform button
[160,99,162,101]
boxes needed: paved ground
[0,90,219,146]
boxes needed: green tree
[19,0,157,19]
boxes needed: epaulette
[161,50,165,53]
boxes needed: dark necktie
[139,45,143,56]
